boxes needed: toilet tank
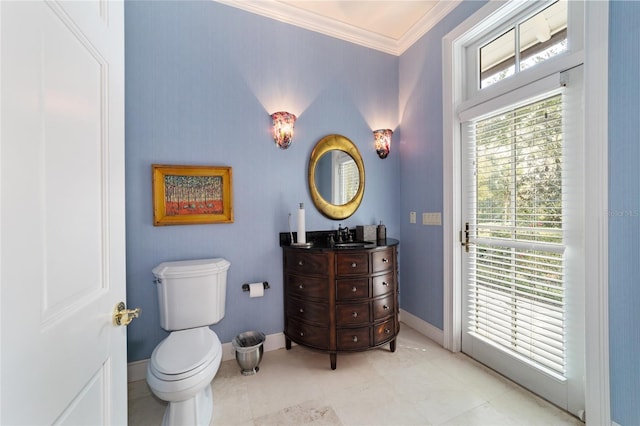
[152,258,230,331]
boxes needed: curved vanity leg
[330,353,337,370]
[285,337,292,350]
[390,338,397,353]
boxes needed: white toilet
[147,258,230,426]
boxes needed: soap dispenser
[377,221,386,244]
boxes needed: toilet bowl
[146,258,230,426]
[147,327,222,426]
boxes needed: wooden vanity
[281,235,399,369]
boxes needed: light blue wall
[397,1,486,329]
[609,2,640,425]
[125,0,400,362]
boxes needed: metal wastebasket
[232,331,265,375]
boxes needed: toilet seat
[150,327,220,381]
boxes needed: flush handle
[113,302,141,326]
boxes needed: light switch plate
[410,211,416,224]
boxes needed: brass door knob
[113,302,141,326]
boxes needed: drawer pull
[300,332,304,337]
[382,258,389,263]
[383,305,390,311]
[382,281,389,287]
[299,308,304,313]
[351,286,358,293]
[384,328,391,334]
[352,312,358,318]
[298,284,304,289]
[298,260,304,266]
[352,335,358,342]
[351,262,357,268]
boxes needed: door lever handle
[460,222,471,253]
[113,302,141,326]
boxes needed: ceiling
[216,0,462,55]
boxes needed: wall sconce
[271,111,297,149]
[373,129,392,159]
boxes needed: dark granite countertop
[279,230,398,251]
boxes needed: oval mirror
[308,134,365,220]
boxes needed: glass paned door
[461,68,584,415]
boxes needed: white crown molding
[215,0,461,56]
[397,1,461,54]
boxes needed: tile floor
[128,324,583,425]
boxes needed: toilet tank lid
[152,258,230,279]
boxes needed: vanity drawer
[286,297,329,325]
[372,272,394,297]
[285,251,328,277]
[337,327,370,350]
[336,303,370,326]
[336,278,369,300]
[287,320,329,349]
[285,274,329,299]
[372,248,394,273]
[336,252,369,276]
[373,295,394,320]
[373,318,396,345]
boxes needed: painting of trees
[164,175,224,216]
[152,165,233,226]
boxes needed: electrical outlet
[410,211,416,224]
[422,212,442,226]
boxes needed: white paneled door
[1,1,127,424]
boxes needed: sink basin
[333,241,376,249]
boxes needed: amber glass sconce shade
[271,112,297,149]
[373,129,392,159]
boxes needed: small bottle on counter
[377,220,386,244]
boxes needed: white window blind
[464,94,567,378]
[338,158,358,205]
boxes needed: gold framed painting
[152,164,233,226]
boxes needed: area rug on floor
[254,404,342,425]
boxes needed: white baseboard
[128,316,443,383]
[127,332,287,383]
[127,359,149,383]
[399,309,444,347]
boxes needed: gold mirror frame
[308,134,365,220]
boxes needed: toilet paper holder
[242,281,270,292]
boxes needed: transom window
[480,1,568,88]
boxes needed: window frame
[461,1,584,110]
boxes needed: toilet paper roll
[249,282,264,298]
